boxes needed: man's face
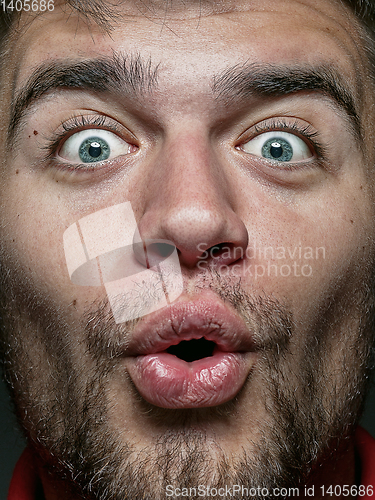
[1,0,375,498]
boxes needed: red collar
[7,447,40,500]
[354,427,375,496]
[8,427,375,499]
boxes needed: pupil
[270,142,283,158]
[88,142,102,158]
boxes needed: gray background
[0,376,375,500]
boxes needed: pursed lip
[125,292,255,356]
[123,292,257,409]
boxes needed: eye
[58,129,133,163]
[240,131,313,162]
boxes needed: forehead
[7,0,369,101]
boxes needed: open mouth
[125,298,256,409]
[166,337,216,362]
[127,337,252,409]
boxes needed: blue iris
[78,137,110,163]
[262,137,293,162]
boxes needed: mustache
[82,270,295,429]
[83,269,294,362]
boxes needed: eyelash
[42,115,326,174]
[250,118,327,160]
[43,115,125,170]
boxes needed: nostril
[200,242,243,265]
[210,244,225,257]
[133,239,176,268]
[166,338,215,362]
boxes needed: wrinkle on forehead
[57,0,361,22]
[4,0,372,124]
[9,0,366,33]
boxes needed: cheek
[0,173,103,320]
[1,159,374,333]
[237,183,374,325]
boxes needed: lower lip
[126,351,254,409]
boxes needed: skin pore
[1,0,375,499]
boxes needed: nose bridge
[137,126,248,267]
[162,128,225,209]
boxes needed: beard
[1,262,375,500]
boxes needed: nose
[136,130,248,269]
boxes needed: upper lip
[126,292,255,356]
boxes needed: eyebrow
[212,63,361,141]
[8,53,159,147]
[9,57,361,147]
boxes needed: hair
[345,0,375,23]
